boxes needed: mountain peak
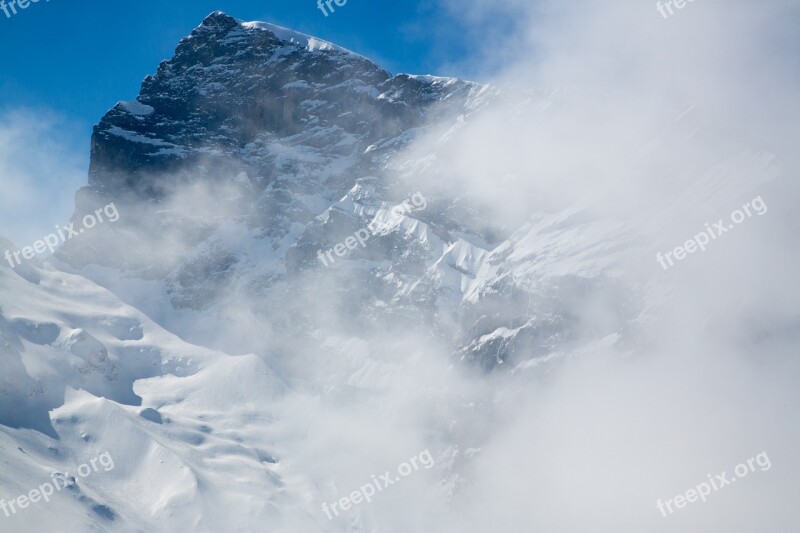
[84,11,483,201]
[194,11,360,58]
[200,10,238,30]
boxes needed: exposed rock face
[88,12,481,199]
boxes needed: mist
[384,0,800,531]
[0,108,88,249]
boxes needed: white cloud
[0,108,88,249]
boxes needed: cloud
[0,107,88,249]
[376,0,800,530]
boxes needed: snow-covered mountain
[2,9,797,533]
[57,11,601,369]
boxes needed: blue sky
[0,0,516,246]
